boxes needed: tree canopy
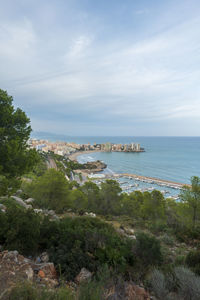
[0,89,39,194]
[180,176,200,227]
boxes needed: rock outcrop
[11,196,32,209]
[75,160,107,174]
[0,250,58,298]
[105,281,150,300]
[83,160,107,171]
[75,268,92,283]
[116,227,136,240]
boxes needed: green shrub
[186,250,200,275]
[150,269,169,299]
[174,255,185,266]
[1,207,41,255]
[133,232,163,271]
[8,282,75,300]
[47,217,134,280]
[160,233,175,246]
[78,280,104,300]
[174,266,200,300]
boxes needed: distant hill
[31,131,72,142]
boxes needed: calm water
[76,137,200,184]
[32,133,200,184]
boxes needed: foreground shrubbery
[20,168,200,248]
[0,207,41,255]
[0,207,163,282]
[8,282,75,300]
[150,266,200,300]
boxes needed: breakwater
[120,173,190,189]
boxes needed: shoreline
[68,150,101,161]
[68,150,190,189]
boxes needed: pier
[117,173,190,189]
[88,172,190,189]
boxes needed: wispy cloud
[0,0,200,135]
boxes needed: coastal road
[46,156,58,170]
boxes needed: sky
[1,0,200,136]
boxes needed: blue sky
[1,0,200,136]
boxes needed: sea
[32,133,200,198]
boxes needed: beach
[68,150,101,161]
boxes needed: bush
[175,266,200,300]
[134,232,163,269]
[8,282,75,300]
[186,250,200,275]
[160,233,175,246]
[0,207,41,255]
[150,269,169,299]
[47,217,134,280]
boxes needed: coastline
[68,150,190,189]
[68,150,101,161]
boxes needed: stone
[0,250,58,294]
[11,196,29,209]
[89,212,96,217]
[25,267,34,280]
[26,204,33,209]
[40,252,49,263]
[39,263,57,279]
[38,270,45,278]
[48,210,55,216]
[129,235,136,240]
[15,189,23,195]
[34,209,43,214]
[25,198,35,204]
[75,268,92,283]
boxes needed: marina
[88,172,187,200]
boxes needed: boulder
[11,196,29,209]
[25,198,35,204]
[40,252,49,263]
[75,268,92,283]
